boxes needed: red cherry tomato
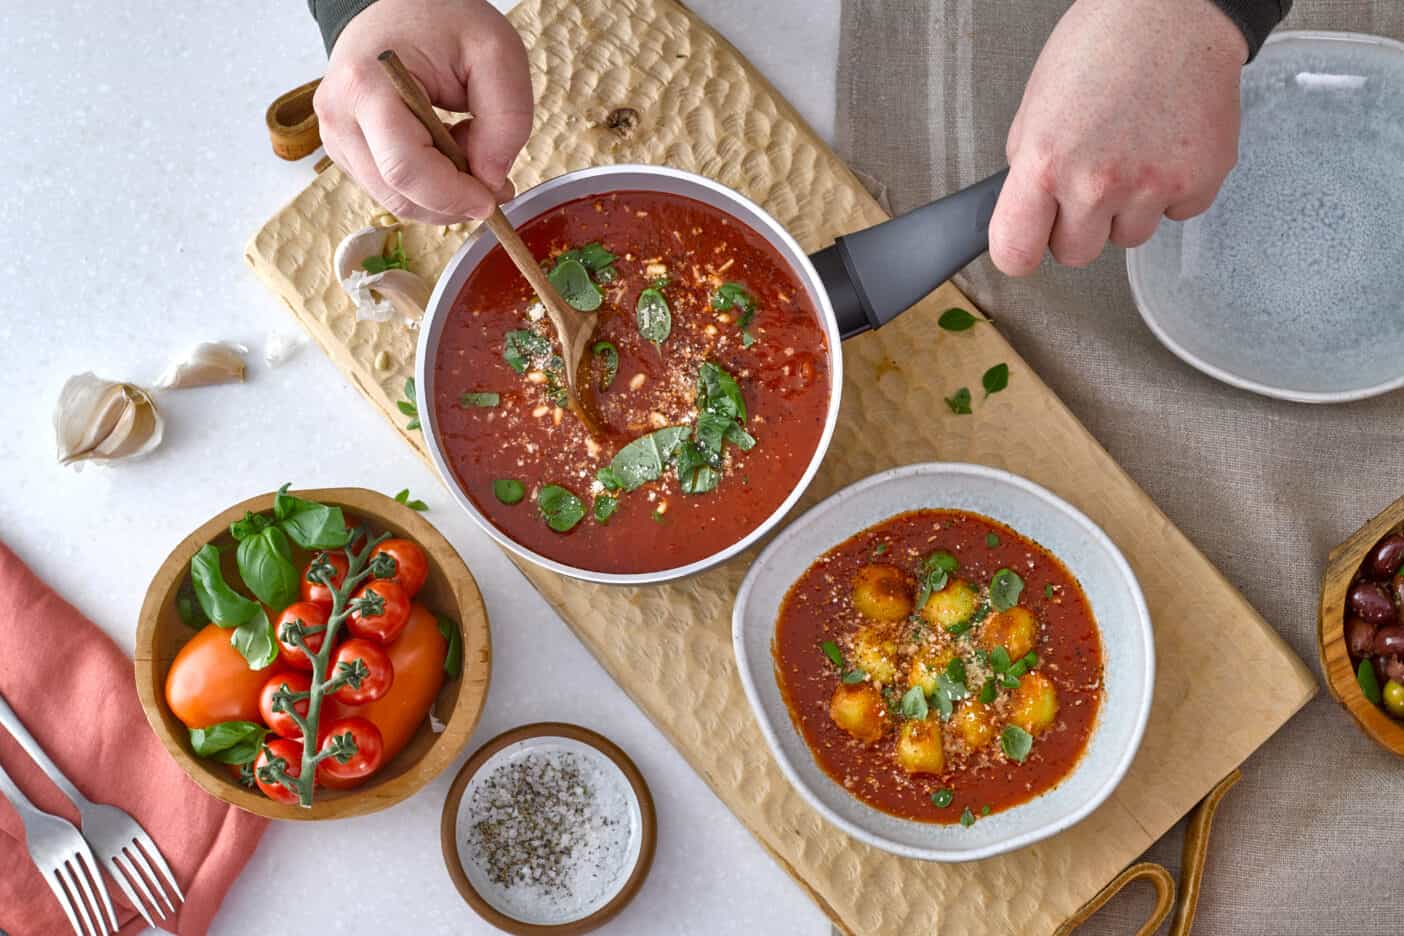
[300,551,349,610]
[316,717,384,784]
[331,638,395,704]
[274,601,331,671]
[369,539,429,598]
[258,671,312,739]
[346,580,411,644]
[254,738,305,804]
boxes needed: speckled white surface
[0,0,836,933]
[1128,31,1404,402]
[734,464,1154,862]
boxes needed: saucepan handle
[813,168,1009,339]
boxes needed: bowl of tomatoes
[135,486,491,819]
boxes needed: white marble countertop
[0,0,838,932]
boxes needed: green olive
[1383,680,1404,718]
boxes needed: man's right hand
[315,0,534,224]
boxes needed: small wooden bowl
[1318,492,1404,757]
[440,723,657,934]
[135,487,491,820]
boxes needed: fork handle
[0,757,45,818]
[0,690,90,811]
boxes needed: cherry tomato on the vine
[331,638,394,704]
[274,601,331,671]
[346,580,411,644]
[316,717,384,784]
[369,539,429,598]
[254,737,305,804]
[300,551,349,610]
[258,671,312,739]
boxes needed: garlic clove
[263,331,307,368]
[55,374,164,467]
[334,223,400,283]
[334,224,432,326]
[155,341,248,390]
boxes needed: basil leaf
[538,484,585,532]
[362,230,409,274]
[559,242,616,273]
[694,413,731,461]
[400,378,420,430]
[989,568,1024,611]
[914,568,949,613]
[925,551,959,574]
[999,672,1022,689]
[548,258,603,312]
[711,282,756,314]
[189,721,268,765]
[960,806,975,827]
[899,685,928,720]
[458,392,499,408]
[697,362,746,421]
[978,678,997,705]
[229,511,272,542]
[1001,724,1034,763]
[1007,659,1029,679]
[1044,583,1055,599]
[986,532,1000,548]
[276,495,352,551]
[636,288,672,344]
[982,805,991,816]
[982,363,1010,397]
[990,646,1012,674]
[841,669,867,684]
[935,673,967,701]
[821,640,843,668]
[596,467,624,492]
[725,422,757,451]
[593,494,618,524]
[1023,651,1040,668]
[603,426,691,492]
[493,479,526,505]
[676,442,720,495]
[436,615,463,679]
[592,341,619,391]
[235,526,300,610]
[394,489,428,511]
[931,788,953,808]
[945,656,966,684]
[504,329,550,374]
[190,544,259,628]
[938,307,981,331]
[932,687,954,721]
[230,606,278,670]
[873,543,889,556]
[594,264,617,285]
[945,387,972,415]
[1358,658,1382,704]
[176,577,207,629]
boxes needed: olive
[1382,656,1404,685]
[1384,680,1404,718]
[1348,580,1397,626]
[1394,573,1404,610]
[1347,616,1378,657]
[1367,534,1404,580]
[1376,626,1404,656]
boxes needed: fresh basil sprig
[236,526,300,610]
[436,615,463,680]
[189,721,268,765]
[189,546,279,670]
[394,488,428,511]
[598,426,691,493]
[398,378,420,431]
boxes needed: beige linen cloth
[836,2,1404,934]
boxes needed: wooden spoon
[376,50,603,438]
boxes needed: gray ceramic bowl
[1127,31,1404,403]
[732,463,1154,862]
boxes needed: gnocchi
[829,683,886,743]
[952,700,996,750]
[851,564,916,621]
[1011,672,1060,735]
[919,578,980,630]
[981,606,1038,659]
[852,625,899,685]
[895,719,946,774]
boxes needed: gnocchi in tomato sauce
[773,509,1104,824]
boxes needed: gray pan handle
[812,168,1009,338]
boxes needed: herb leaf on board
[982,363,1010,397]
[945,387,972,415]
[398,377,420,431]
[937,308,981,331]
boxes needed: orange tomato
[166,623,281,729]
[320,603,447,788]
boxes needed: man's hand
[315,0,533,224]
[989,0,1247,275]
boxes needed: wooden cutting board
[244,0,1317,931]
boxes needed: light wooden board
[244,0,1317,931]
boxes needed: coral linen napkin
[0,541,267,935]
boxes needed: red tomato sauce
[432,191,831,573]
[773,510,1103,823]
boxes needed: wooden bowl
[439,723,656,934]
[1318,493,1404,757]
[135,487,491,819]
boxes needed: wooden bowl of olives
[1318,494,1404,756]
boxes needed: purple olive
[1347,616,1378,657]
[1367,534,1404,580]
[1375,625,1404,656]
[1382,656,1404,685]
[1349,580,1398,626]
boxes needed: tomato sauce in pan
[432,191,831,574]
[774,510,1103,823]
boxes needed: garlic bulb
[334,224,431,326]
[155,341,248,389]
[54,374,164,467]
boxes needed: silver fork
[0,758,116,936]
[0,692,183,927]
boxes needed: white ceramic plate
[732,463,1154,862]
[1127,31,1404,403]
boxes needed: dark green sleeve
[1209,0,1293,61]
[308,0,378,53]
